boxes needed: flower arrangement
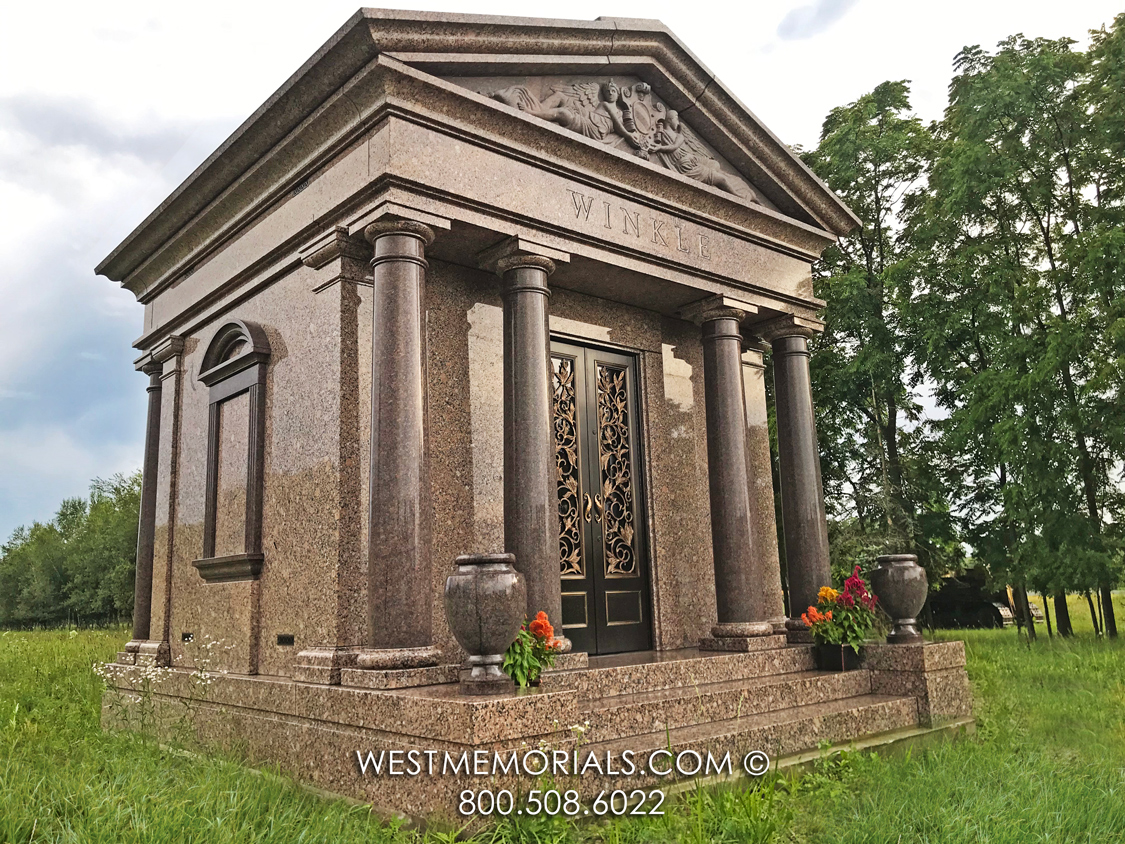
[502,611,562,687]
[802,567,879,654]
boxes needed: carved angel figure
[649,110,759,201]
[491,81,643,151]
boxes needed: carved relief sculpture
[482,77,760,202]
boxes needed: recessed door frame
[551,336,654,655]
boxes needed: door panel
[552,340,652,655]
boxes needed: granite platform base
[101,641,972,820]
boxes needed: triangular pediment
[98,11,859,290]
[445,74,775,210]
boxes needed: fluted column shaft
[128,363,163,649]
[771,331,831,638]
[358,219,440,670]
[701,312,772,637]
[498,255,569,649]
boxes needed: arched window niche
[192,319,270,583]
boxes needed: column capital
[300,226,372,293]
[135,336,185,373]
[477,235,570,276]
[141,364,163,388]
[299,225,371,269]
[363,218,436,247]
[137,359,163,377]
[679,295,758,326]
[496,254,556,277]
[751,314,824,343]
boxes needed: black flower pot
[814,643,863,671]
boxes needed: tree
[802,81,962,581]
[0,472,140,628]
[907,33,1124,637]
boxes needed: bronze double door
[551,340,653,655]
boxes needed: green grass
[2,610,1124,843]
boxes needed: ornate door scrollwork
[553,356,584,579]
[596,364,637,578]
[551,341,652,655]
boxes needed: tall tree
[803,81,961,580]
[907,33,1124,636]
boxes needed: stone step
[545,643,815,700]
[579,669,872,744]
[574,694,919,795]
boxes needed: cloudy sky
[0,0,1121,540]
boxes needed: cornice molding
[95,11,857,295]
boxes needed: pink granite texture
[865,641,973,727]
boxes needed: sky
[0,0,1121,540]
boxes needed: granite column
[699,307,773,641]
[741,341,789,633]
[126,362,163,652]
[497,254,570,651]
[357,219,440,670]
[762,319,831,642]
[136,335,183,668]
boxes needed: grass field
[1,595,1123,843]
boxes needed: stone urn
[870,554,928,644]
[444,553,525,695]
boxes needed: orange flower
[804,605,836,626]
[528,611,554,641]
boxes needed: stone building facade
[98,10,971,817]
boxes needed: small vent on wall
[291,179,310,197]
[277,634,295,646]
[181,632,194,643]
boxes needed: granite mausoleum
[97,10,972,816]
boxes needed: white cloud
[0,424,141,536]
[777,0,860,40]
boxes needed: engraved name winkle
[566,188,712,261]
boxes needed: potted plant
[802,566,879,670]
[502,611,562,688]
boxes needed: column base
[136,640,171,667]
[711,622,775,638]
[699,633,788,652]
[785,618,814,644]
[355,646,442,670]
[293,646,362,684]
